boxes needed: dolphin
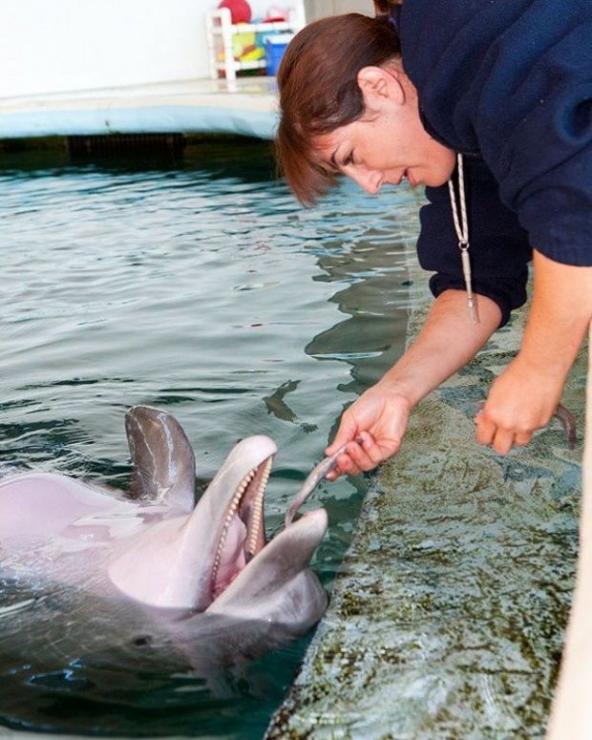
[0,406,328,673]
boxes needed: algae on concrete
[266,253,587,739]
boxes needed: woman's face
[314,63,456,194]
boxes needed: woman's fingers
[491,428,515,455]
[513,431,532,447]
[358,431,384,465]
[476,410,533,453]
[475,411,495,446]
[491,428,532,454]
[332,444,367,478]
[326,450,359,479]
[325,434,380,480]
[344,436,378,472]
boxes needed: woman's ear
[357,65,405,111]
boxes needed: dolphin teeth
[212,459,272,594]
[245,458,271,555]
[234,469,255,497]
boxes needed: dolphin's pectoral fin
[125,406,196,512]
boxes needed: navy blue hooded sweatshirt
[396,0,592,326]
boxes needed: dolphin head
[190,437,328,634]
[108,408,327,630]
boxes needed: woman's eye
[343,152,355,167]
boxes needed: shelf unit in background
[205,6,305,85]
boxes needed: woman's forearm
[378,289,502,406]
[325,290,502,475]
[517,249,592,381]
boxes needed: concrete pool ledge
[0,78,279,141]
[266,252,588,738]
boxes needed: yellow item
[232,31,255,59]
[240,47,265,61]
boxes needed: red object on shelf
[265,5,288,22]
[218,0,252,24]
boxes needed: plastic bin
[265,34,293,76]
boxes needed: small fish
[285,444,350,526]
[554,404,577,450]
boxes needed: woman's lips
[405,169,418,188]
[393,170,419,188]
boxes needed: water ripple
[0,141,417,737]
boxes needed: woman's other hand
[476,355,565,454]
[476,250,592,455]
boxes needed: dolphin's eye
[133,635,152,648]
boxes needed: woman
[275,2,592,479]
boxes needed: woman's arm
[326,289,501,477]
[477,249,592,453]
[381,288,501,405]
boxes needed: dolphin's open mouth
[210,455,273,598]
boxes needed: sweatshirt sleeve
[474,7,592,266]
[416,157,531,327]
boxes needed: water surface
[0,140,420,737]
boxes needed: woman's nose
[348,167,383,195]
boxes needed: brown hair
[276,13,401,204]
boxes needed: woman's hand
[476,250,591,455]
[476,355,565,454]
[325,385,411,479]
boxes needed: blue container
[265,34,293,76]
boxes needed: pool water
[0,140,421,737]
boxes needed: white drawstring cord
[448,153,479,323]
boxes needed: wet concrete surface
[265,253,588,739]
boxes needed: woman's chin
[423,169,452,188]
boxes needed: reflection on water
[0,140,420,737]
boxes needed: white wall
[304,0,371,22]
[0,0,303,98]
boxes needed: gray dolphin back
[125,405,196,512]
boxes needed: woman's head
[276,13,455,203]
